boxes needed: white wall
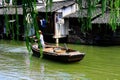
[53,0,65,2]
[0,0,13,5]
[0,0,2,5]
[37,0,65,3]
[62,4,77,17]
[54,3,77,37]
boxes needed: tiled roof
[76,0,100,8]
[92,12,120,24]
[37,0,75,12]
[64,8,102,18]
[0,7,23,15]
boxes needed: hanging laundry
[41,18,47,28]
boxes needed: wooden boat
[31,43,85,63]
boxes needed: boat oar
[64,43,69,52]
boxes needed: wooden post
[56,38,59,47]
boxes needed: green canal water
[0,40,120,80]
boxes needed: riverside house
[37,0,78,43]
[92,11,120,45]
[0,0,120,45]
[63,0,120,45]
[0,0,77,42]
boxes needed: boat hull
[32,44,85,63]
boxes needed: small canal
[0,40,120,80]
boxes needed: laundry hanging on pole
[40,18,47,28]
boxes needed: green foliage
[76,0,120,31]
[3,0,120,57]
[5,0,10,4]
[101,0,107,14]
[4,13,10,37]
[109,0,120,31]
